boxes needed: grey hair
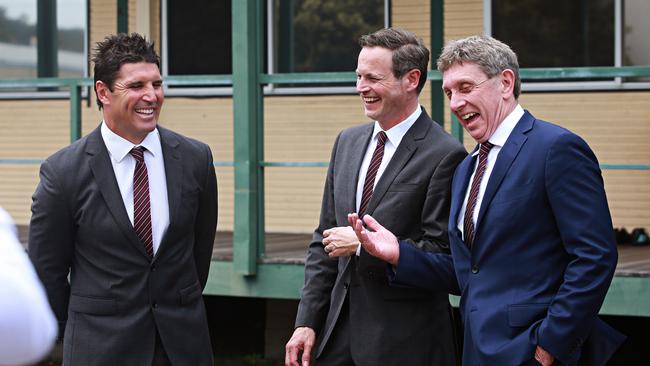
[437,35,521,98]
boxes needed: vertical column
[37,0,58,78]
[232,0,265,275]
[430,0,444,127]
[117,0,128,33]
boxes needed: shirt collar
[372,105,422,147]
[471,104,524,156]
[100,121,162,163]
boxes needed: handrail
[1,65,650,171]
[2,65,650,88]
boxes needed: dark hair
[359,28,430,94]
[92,33,160,109]
[437,35,521,99]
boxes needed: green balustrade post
[451,113,463,144]
[70,82,82,142]
[232,0,265,275]
[117,0,128,33]
[430,0,444,127]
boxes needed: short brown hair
[359,28,430,94]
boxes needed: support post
[232,0,265,275]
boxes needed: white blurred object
[0,207,57,365]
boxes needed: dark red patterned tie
[359,131,388,217]
[130,146,154,257]
[463,142,494,247]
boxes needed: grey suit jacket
[28,125,217,365]
[295,109,467,365]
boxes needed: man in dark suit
[350,35,625,366]
[28,33,217,365]
[285,28,466,366]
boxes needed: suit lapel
[157,127,182,258]
[347,124,374,213]
[476,112,533,228]
[364,112,429,214]
[87,127,150,258]
[450,148,478,241]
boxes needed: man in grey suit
[285,28,466,366]
[28,33,217,365]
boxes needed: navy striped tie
[130,146,154,257]
[463,141,493,248]
[359,131,387,217]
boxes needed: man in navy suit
[349,35,625,365]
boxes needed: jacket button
[471,266,479,274]
[150,264,156,272]
[152,302,158,309]
[344,283,349,290]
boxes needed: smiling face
[355,46,419,129]
[96,62,164,144]
[442,62,517,143]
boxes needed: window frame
[485,0,650,91]
[0,0,89,100]
[161,0,390,97]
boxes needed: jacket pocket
[179,281,202,305]
[69,294,119,315]
[508,303,549,327]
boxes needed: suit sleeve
[391,241,460,295]
[294,133,342,333]
[28,159,75,337]
[193,144,218,290]
[401,146,467,253]
[537,132,618,364]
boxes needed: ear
[403,69,421,92]
[500,69,516,98]
[95,80,111,107]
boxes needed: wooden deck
[16,226,650,277]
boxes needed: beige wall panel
[393,0,431,45]
[444,0,484,41]
[264,95,365,232]
[159,97,234,231]
[129,0,137,33]
[90,0,117,51]
[0,100,70,224]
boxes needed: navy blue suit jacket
[392,111,624,365]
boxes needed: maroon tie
[463,142,494,247]
[130,146,154,257]
[359,131,387,217]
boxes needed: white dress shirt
[457,104,525,239]
[355,105,422,211]
[354,106,421,255]
[0,207,57,365]
[101,122,169,254]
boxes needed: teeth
[462,112,477,120]
[363,97,379,103]
[136,108,154,114]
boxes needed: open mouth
[135,107,155,116]
[461,112,479,124]
[362,96,380,104]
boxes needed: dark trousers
[153,331,172,366]
[316,297,356,366]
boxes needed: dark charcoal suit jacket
[29,125,217,365]
[295,109,467,366]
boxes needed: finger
[285,343,298,366]
[322,229,331,237]
[301,342,312,366]
[361,214,384,232]
[347,212,358,226]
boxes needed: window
[162,0,388,95]
[0,0,86,79]
[488,0,650,89]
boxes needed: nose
[449,92,466,112]
[142,84,157,102]
[356,77,369,93]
